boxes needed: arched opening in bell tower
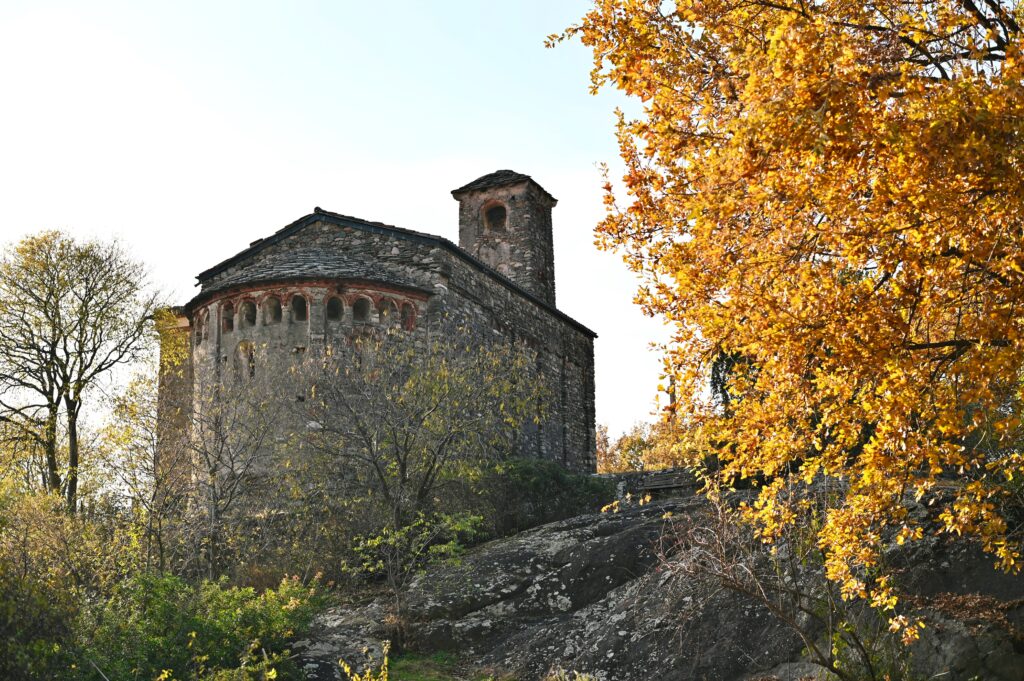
[482,201,507,232]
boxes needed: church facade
[159,170,597,473]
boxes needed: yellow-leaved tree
[558,0,1024,637]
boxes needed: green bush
[77,573,325,681]
[0,486,80,680]
[0,570,75,680]
[480,458,615,537]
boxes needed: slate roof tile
[186,207,594,338]
[450,170,556,202]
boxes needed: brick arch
[481,199,508,233]
[325,295,344,322]
[400,302,416,331]
[238,299,258,329]
[193,309,207,346]
[261,295,283,325]
[378,298,400,327]
[221,301,236,333]
[351,295,374,323]
[289,293,309,322]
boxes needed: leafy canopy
[559,0,1024,635]
[0,230,157,510]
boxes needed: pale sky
[0,0,669,437]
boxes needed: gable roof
[190,208,596,338]
[451,169,557,204]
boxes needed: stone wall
[155,315,194,487]
[181,213,596,472]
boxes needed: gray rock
[741,661,837,681]
[293,602,389,681]
[909,608,1024,681]
[297,499,803,679]
[295,497,1024,680]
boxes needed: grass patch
[390,651,511,681]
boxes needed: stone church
[159,170,597,473]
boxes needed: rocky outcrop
[294,496,1024,681]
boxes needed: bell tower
[452,170,557,306]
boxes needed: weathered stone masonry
[161,170,597,473]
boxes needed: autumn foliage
[560,0,1024,635]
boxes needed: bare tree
[0,231,158,511]
[659,484,912,681]
[94,355,277,579]
[181,380,276,579]
[293,328,547,625]
[298,327,547,529]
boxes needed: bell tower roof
[451,170,557,205]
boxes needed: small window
[326,297,343,322]
[291,295,308,322]
[264,297,282,325]
[240,301,257,328]
[353,298,371,323]
[401,303,415,330]
[484,203,507,231]
[222,304,234,333]
[194,321,203,346]
[379,299,399,327]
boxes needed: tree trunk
[64,397,80,513]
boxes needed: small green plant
[347,512,481,633]
[390,650,460,681]
[77,573,325,681]
[342,641,391,681]
[481,458,615,536]
[345,647,514,681]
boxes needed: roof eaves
[193,208,596,339]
